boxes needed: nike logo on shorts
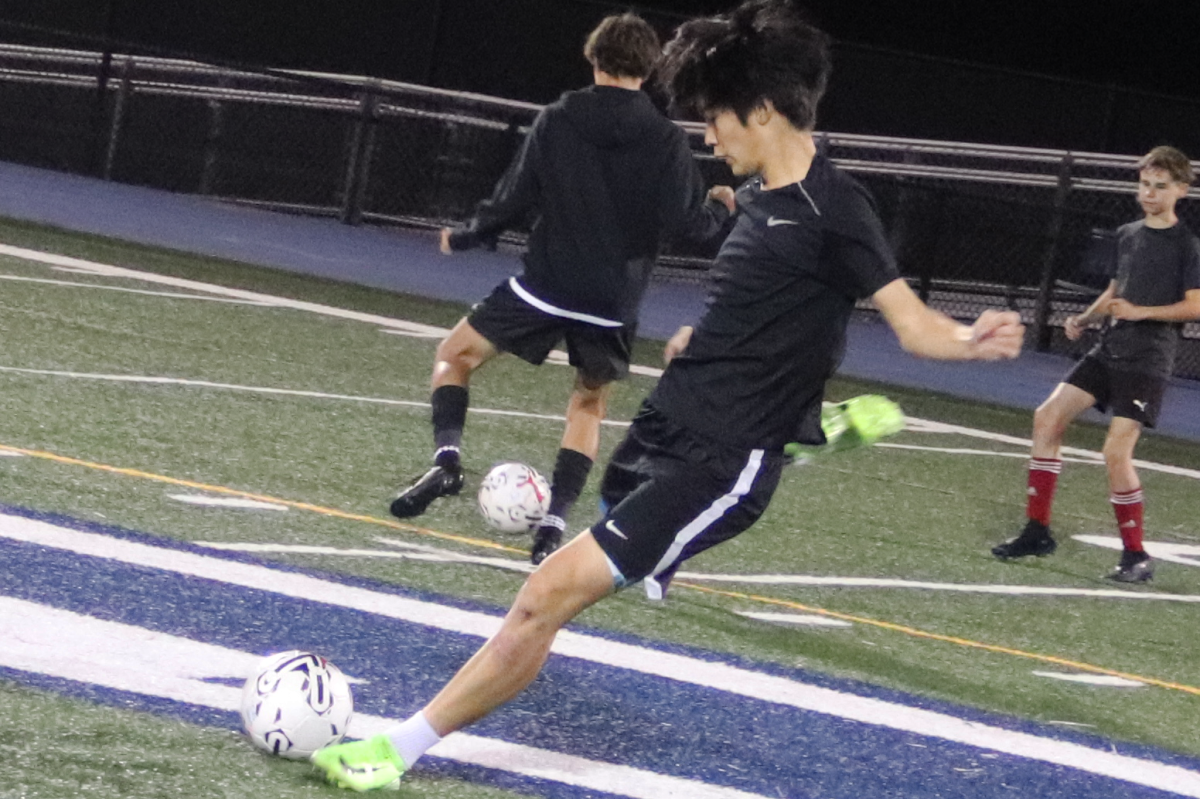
[766,216,800,227]
[605,519,628,540]
[1133,399,1147,411]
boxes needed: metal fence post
[1032,153,1074,350]
[198,75,229,196]
[102,57,134,182]
[341,83,380,226]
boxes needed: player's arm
[1108,288,1200,322]
[442,120,542,254]
[872,278,1024,360]
[1063,280,1117,339]
[660,129,732,241]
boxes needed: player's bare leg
[1103,416,1153,581]
[425,531,617,732]
[532,375,611,564]
[1030,382,1096,459]
[994,383,1095,559]
[391,320,499,519]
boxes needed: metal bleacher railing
[1,43,1197,378]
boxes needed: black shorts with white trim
[468,278,634,384]
[591,402,784,600]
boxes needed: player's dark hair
[584,13,662,80]
[1138,146,1195,185]
[658,0,831,129]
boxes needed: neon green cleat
[311,734,407,792]
[784,395,905,459]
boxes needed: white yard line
[0,273,277,305]
[0,365,631,427]
[4,513,1200,797]
[193,539,1200,603]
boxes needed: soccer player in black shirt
[389,12,734,565]
[994,146,1200,582]
[312,1,1024,788]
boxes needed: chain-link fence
[1,44,1197,378]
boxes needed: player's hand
[664,325,694,364]
[439,228,454,255]
[966,309,1024,360]
[1107,298,1147,321]
[708,186,736,214]
[1063,315,1085,340]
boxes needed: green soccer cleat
[311,734,407,792]
[784,395,905,459]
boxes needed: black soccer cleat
[1106,551,1154,583]
[992,520,1057,560]
[530,525,563,566]
[389,465,464,519]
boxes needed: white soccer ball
[477,461,551,532]
[240,650,354,759]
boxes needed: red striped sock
[1111,488,1145,553]
[1025,458,1062,526]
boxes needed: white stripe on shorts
[508,277,623,328]
[643,449,765,601]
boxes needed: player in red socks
[994,146,1200,581]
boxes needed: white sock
[385,711,442,768]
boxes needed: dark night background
[3,0,1200,154]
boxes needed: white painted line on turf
[738,611,853,628]
[876,443,1103,465]
[674,571,1200,602]
[901,418,1200,480]
[0,243,662,378]
[5,514,1200,797]
[379,327,449,339]
[169,494,289,511]
[1074,536,1200,568]
[194,539,534,574]
[0,274,278,305]
[1033,671,1145,688]
[0,449,23,457]
[195,538,1200,600]
[0,595,764,799]
[0,366,632,427]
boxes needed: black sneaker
[992,520,1057,559]
[389,465,463,519]
[530,525,563,566]
[1106,550,1154,583]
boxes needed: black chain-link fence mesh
[1,44,1197,378]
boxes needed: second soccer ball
[477,462,551,532]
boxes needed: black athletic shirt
[650,154,900,451]
[447,85,728,326]
[1094,220,1200,376]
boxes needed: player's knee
[1032,405,1066,441]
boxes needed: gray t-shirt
[1094,220,1200,376]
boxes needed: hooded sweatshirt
[448,85,728,326]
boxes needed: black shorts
[468,278,634,384]
[591,403,784,600]
[1065,355,1166,427]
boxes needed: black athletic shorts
[1065,355,1166,428]
[468,278,634,384]
[590,402,785,600]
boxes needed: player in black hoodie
[389,12,734,564]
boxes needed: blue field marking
[2,505,1199,798]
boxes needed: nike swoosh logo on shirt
[766,216,800,227]
[605,520,628,539]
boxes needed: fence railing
[0,43,1197,378]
